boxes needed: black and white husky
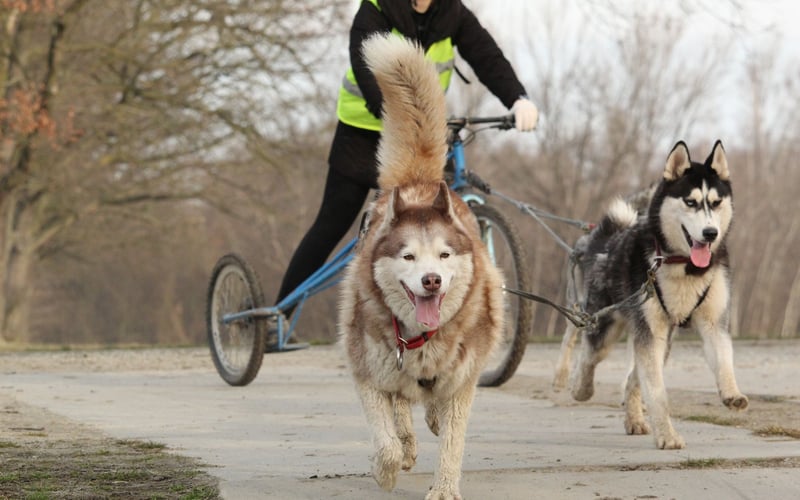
[553,141,748,449]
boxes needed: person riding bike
[271,0,539,347]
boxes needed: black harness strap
[652,279,711,328]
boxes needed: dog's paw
[570,382,594,402]
[552,369,569,391]
[399,435,417,471]
[624,415,651,435]
[570,365,595,401]
[372,440,403,491]
[655,432,685,450]
[425,486,461,500]
[722,393,749,411]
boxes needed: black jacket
[350,0,528,119]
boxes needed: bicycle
[206,115,532,387]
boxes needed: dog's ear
[432,181,472,235]
[664,141,692,181]
[432,181,455,220]
[706,140,729,181]
[377,188,404,235]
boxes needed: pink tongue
[691,241,711,268]
[415,295,440,329]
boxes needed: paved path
[1,342,799,499]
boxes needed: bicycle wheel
[470,203,532,387]
[206,253,267,386]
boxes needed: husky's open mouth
[681,226,712,268]
[401,281,444,329]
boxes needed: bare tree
[0,0,349,343]
[734,40,800,338]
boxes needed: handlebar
[445,114,516,195]
[446,114,515,132]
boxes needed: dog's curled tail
[607,197,638,229]
[362,34,448,191]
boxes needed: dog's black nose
[421,273,442,291]
[702,227,718,242]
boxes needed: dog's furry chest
[651,264,723,326]
[362,331,467,400]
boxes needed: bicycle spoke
[207,254,266,386]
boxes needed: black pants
[275,122,379,315]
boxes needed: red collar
[393,315,437,352]
[653,239,692,266]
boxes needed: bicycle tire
[206,253,267,386]
[470,203,532,387]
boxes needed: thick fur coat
[338,34,504,499]
[553,141,748,449]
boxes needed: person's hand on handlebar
[511,97,539,132]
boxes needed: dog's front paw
[722,393,749,411]
[570,380,594,402]
[655,431,685,450]
[570,365,596,401]
[399,434,417,471]
[624,415,651,435]
[425,485,461,500]
[372,439,403,491]
[552,367,569,391]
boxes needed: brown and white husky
[339,34,504,498]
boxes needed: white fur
[373,247,473,333]
[660,183,733,258]
[608,197,638,228]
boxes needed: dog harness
[392,315,437,370]
[652,239,711,327]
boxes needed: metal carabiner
[396,345,404,371]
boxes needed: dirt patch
[0,395,220,499]
[0,348,222,499]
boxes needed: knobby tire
[206,253,267,386]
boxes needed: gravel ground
[1,341,798,499]
[3,342,800,438]
[1,346,213,373]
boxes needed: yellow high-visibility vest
[336,0,454,131]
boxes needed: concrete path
[1,342,799,499]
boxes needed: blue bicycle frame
[221,115,513,350]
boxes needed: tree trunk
[0,192,34,341]
[781,266,800,338]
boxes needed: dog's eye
[710,199,722,209]
[683,198,697,208]
[440,252,450,259]
[403,254,415,261]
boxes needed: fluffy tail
[606,197,638,229]
[361,34,448,191]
